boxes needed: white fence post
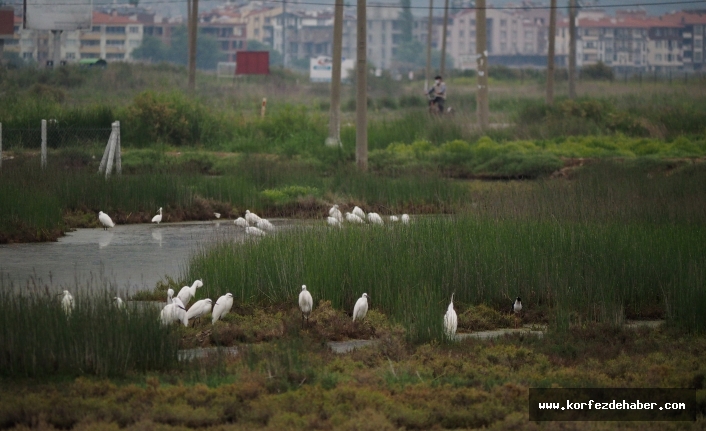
[41,119,47,169]
[115,121,121,175]
[105,123,117,178]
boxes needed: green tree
[131,35,169,63]
[167,26,225,70]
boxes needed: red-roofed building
[662,11,706,70]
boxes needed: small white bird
[329,205,343,222]
[298,285,313,327]
[245,210,262,224]
[389,215,399,222]
[212,293,234,324]
[367,212,384,225]
[98,211,115,230]
[186,298,212,326]
[245,226,266,237]
[401,214,410,224]
[234,217,249,227]
[214,212,221,219]
[176,279,203,307]
[167,288,174,304]
[114,296,125,309]
[257,219,275,231]
[327,216,341,227]
[443,293,458,338]
[151,207,163,224]
[160,297,188,326]
[352,206,366,220]
[345,212,365,223]
[352,293,369,322]
[513,297,522,328]
[60,290,74,314]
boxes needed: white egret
[177,279,203,307]
[245,210,262,224]
[151,207,163,224]
[234,217,249,227]
[257,219,275,231]
[186,298,212,326]
[214,212,221,219]
[352,293,369,322]
[329,205,343,222]
[98,211,115,230]
[513,297,522,328]
[367,212,384,225]
[401,214,410,224]
[443,293,458,338]
[389,215,399,222]
[114,297,125,309]
[160,297,188,326]
[212,293,234,324]
[245,226,266,237]
[298,285,313,327]
[327,216,341,227]
[345,212,364,224]
[60,290,74,314]
[167,288,174,305]
[352,206,366,220]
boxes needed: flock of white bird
[326,204,411,227]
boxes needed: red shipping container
[0,7,14,35]
[236,51,269,75]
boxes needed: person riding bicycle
[427,75,446,114]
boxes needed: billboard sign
[25,0,92,31]
[235,51,269,75]
[310,56,355,83]
[0,7,13,35]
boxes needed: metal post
[356,0,368,170]
[440,0,449,77]
[327,0,344,147]
[115,121,121,175]
[188,0,198,92]
[425,0,433,91]
[41,119,47,169]
[476,0,489,130]
[105,123,117,178]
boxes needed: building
[663,11,706,70]
[79,12,143,62]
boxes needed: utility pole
[546,0,556,105]
[440,0,449,77]
[326,0,344,147]
[188,0,198,92]
[568,0,577,99]
[475,0,489,129]
[356,0,368,170]
[282,0,287,68]
[425,0,433,91]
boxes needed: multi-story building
[78,12,143,62]
[199,15,248,63]
[663,11,706,70]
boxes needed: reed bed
[0,279,179,378]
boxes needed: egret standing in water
[212,293,234,324]
[298,285,313,327]
[234,217,249,227]
[401,214,410,224]
[60,290,74,314]
[152,207,163,224]
[98,211,114,230]
[513,297,522,329]
[245,210,262,224]
[352,293,369,322]
[443,293,458,338]
[345,212,364,224]
[257,219,275,231]
[367,212,384,225]
[245,226,266,237]
[177,279,203,307]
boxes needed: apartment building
[79,12,143,61]
[663,11,706,70]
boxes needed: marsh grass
[0,279,179,378]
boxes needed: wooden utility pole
[440,0,449,77]
[188,0,198,92]
[356,0,368,170]
[475,0,489,129]
[425,0,433,91]
[327,0,344,147]
[568,0,577,99]
[546,0,556,105]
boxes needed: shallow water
[0,220,289,294]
